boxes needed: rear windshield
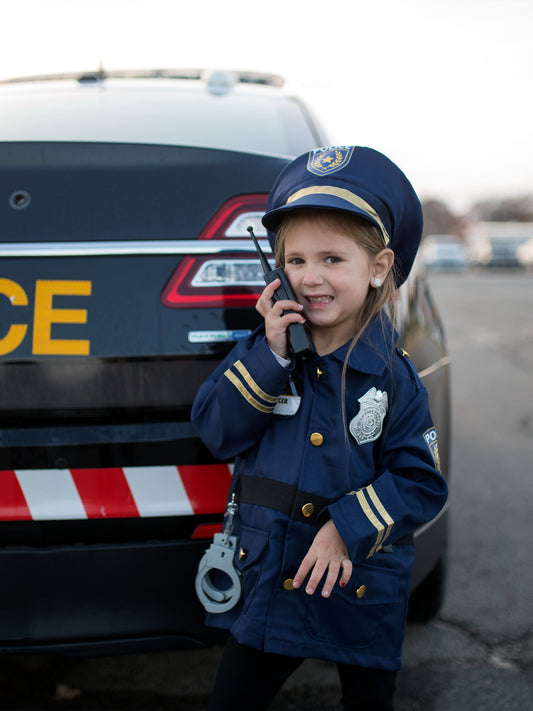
[0,80,321,157]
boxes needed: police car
[0,69,450,653]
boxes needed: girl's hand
[255,278,305,359]
[292,519,353,598]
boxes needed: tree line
[422,194,533,240]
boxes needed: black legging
[206,635,397,711]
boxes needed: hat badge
[349,387,388,445]
[307,146,354,176]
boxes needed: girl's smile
[305,295,334,305]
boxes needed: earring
[372,277,382,287]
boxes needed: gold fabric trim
[234,360,279,403]
[367,484,394,549]
[356,489,387,557]
[224,369,276,414]
[286,186,390,246]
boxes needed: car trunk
[0,141,290,418]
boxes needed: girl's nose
[302,265,323,286]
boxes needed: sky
[1,0,532,212]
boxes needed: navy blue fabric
[191,316,448,670]
[261,146,423,286]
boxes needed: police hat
[262,146,423,286]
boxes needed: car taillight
[190,523,224,540]
[162,194,271,308]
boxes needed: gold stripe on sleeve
[355,490,386,558]
[234,361,279,403]
[366,484,394,547]
[224,369,276,414]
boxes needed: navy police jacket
[191,314,448,670]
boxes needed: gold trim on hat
[286,186,390,246]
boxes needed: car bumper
[0,538,221,654]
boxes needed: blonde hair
[275,208,398,434]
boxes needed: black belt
[238,474,331,525]
[237,474,413,544]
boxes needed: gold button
[301,502,315,518]
[239,548,246,560]
[310,432,324,446]
[356,585,366,599]
[283,578,294,591]
[316,367,323,379]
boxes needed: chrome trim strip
[418,356,451,379]
[0,239,273,258]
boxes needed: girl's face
[283,214,380,350]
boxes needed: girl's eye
[287,257,304,265]
[325,256,342,264]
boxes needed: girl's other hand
[292,519,353,598]
[255,278,305,359]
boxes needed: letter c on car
[0,278,28,356]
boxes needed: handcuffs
[195,493,243,613]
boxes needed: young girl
[191,146,448,711]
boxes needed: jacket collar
[327,313,398,376]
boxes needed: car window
[0,81,321,157]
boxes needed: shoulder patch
[424,427,441,473]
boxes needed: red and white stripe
[0,464,233,522]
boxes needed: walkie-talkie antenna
[247,226,271,274]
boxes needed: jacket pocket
[348,562,400,605]
[234,524,270,614]
[304,562,401,649]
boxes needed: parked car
[468,222,533,268]
[0,69,450,654]
[474,235,532,268]
[422,234,470,271]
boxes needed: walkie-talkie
[248,226,314,358]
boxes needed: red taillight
[190,523,224,540]
[162,254,263,308]
[197,194,268,241]
[162,194,270,309]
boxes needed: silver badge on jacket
[349,387,388,445]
